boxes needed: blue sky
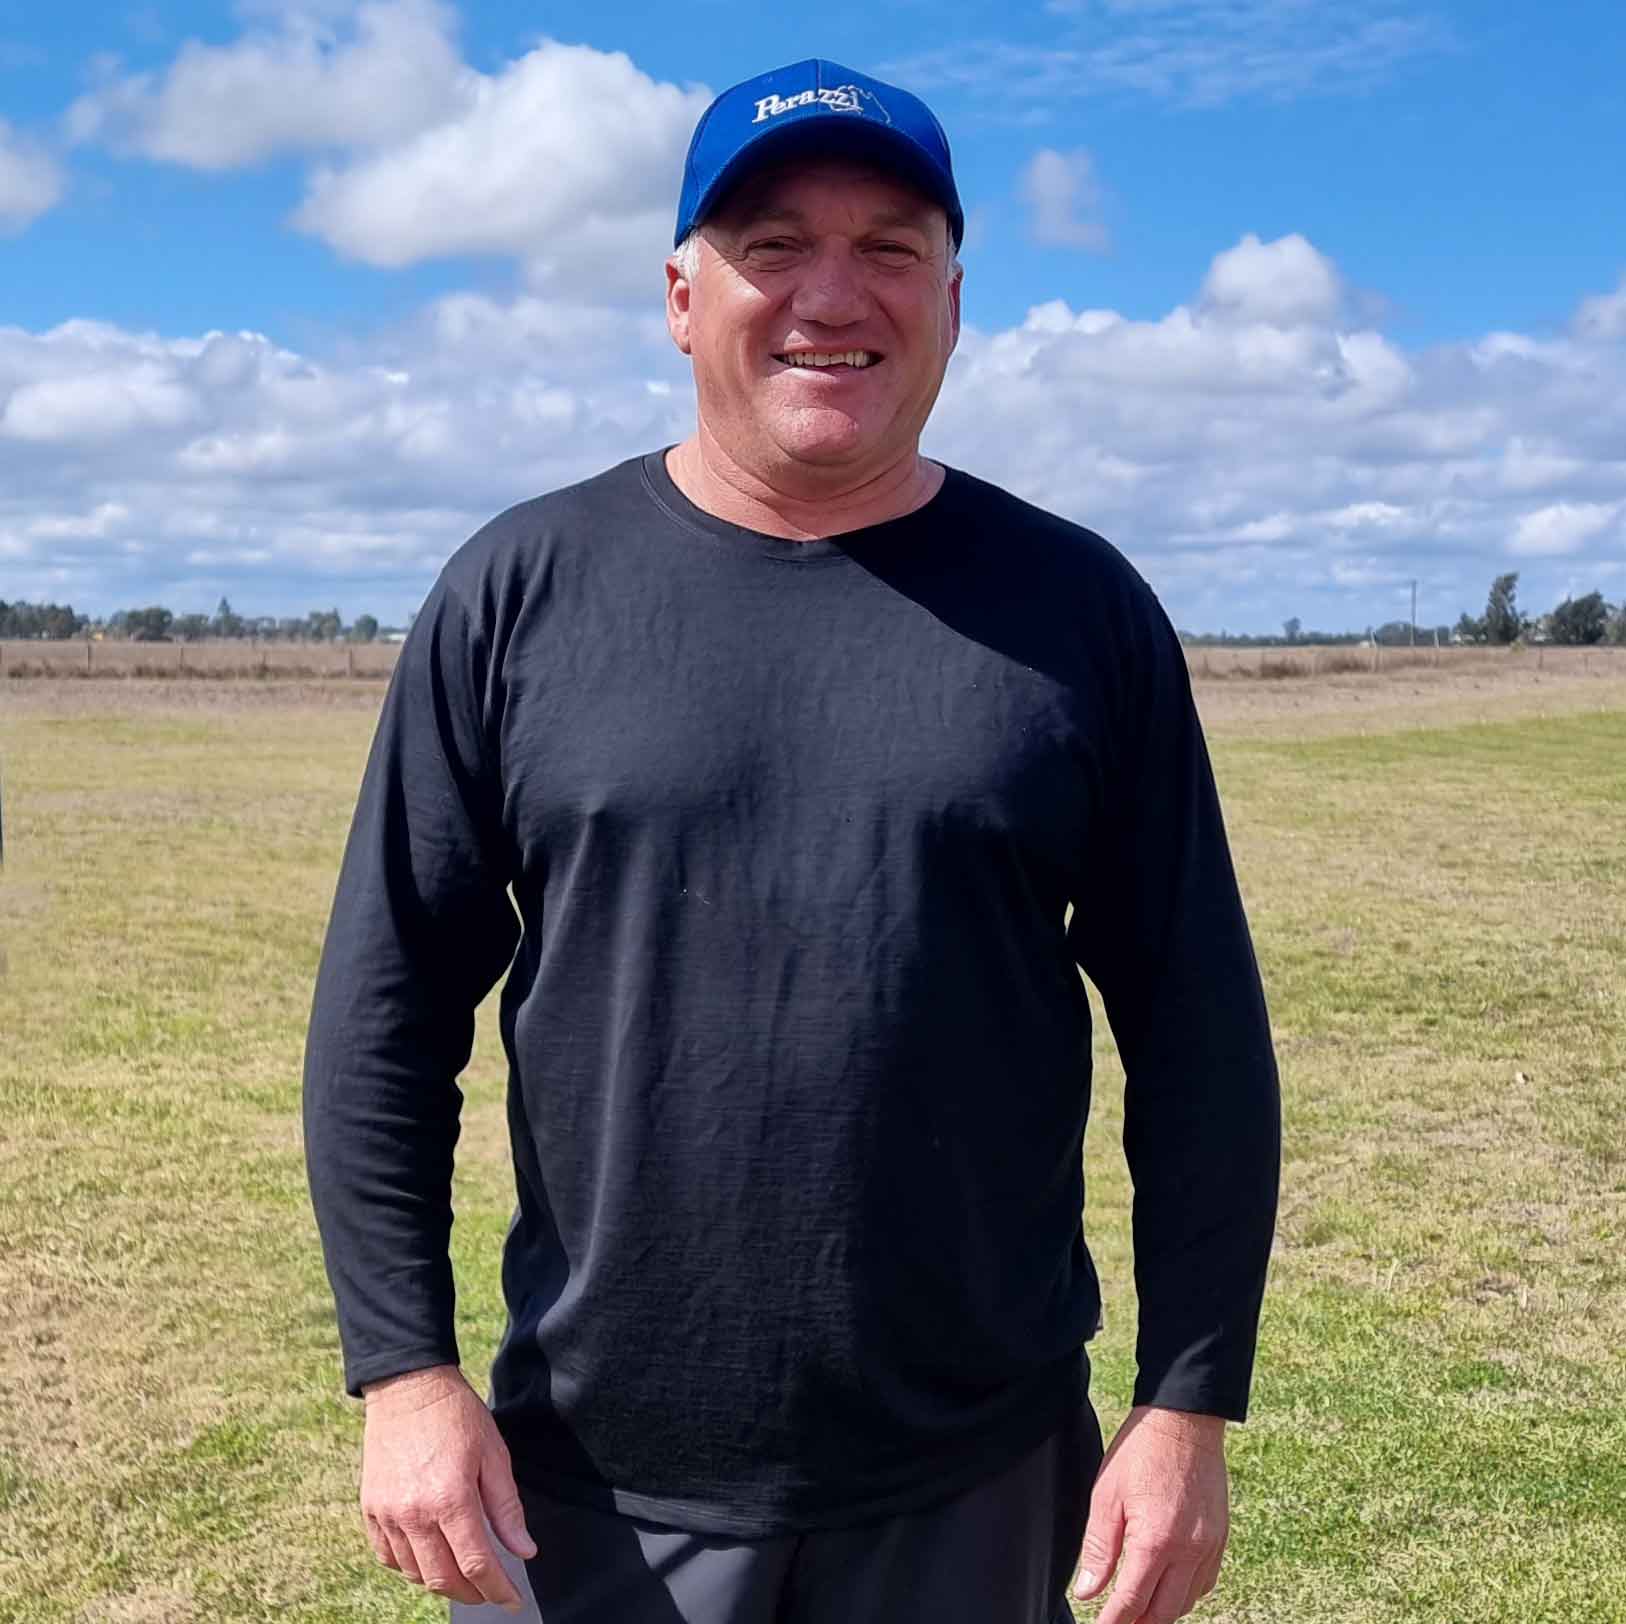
[2,1,1624,632]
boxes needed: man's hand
[1069,1405,1228,1623]
[359,1363,538,1614]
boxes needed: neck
[665,427,944,539]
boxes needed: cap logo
[751,84,891,125]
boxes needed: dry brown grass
[0,638,400,681]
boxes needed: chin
[773,416,876,465]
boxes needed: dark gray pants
[451,1398,1103,1624]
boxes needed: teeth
[783,351,873,368]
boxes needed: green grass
[1,685,1622,1622]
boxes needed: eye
[868,242,919,263]
[747,238,799,256]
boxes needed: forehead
[710,156,943,233]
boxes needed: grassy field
[1,661,1622,1623]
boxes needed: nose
[790,238,869,328]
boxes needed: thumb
[1071,1495,1124,1601]
[480,1448,538,1561]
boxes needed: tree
[1282,617,1302,644]
[213,596,245,639]
[173,613,211,641]
[351,613,379,643]
[1609,604,1626,646]
[127,606,174,642]
[1454,611,1485,644]
[1484,572,1524,644]
[307,607,344,642]
[0,599,85,638]
[1548,591,1608,645]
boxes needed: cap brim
[690,118,962,249]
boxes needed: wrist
[361,1363,464,1408]
[1130,1404,1228,1452]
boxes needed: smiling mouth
[773,350,884,370]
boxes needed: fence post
[87,640,93,672]
[346,646,355,678]
[1371,642,1380,673]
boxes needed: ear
[947,256,963,354]
[666,256,693,356]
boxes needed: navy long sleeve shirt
[302,447,1280,1536]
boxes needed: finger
[443,1504,527,1612]
[481,1448,539,1561]
[406,1520,489,1606]
[362,1512,397,1570]
[1141,1556,1202,1624]
[380,1520,423,1584]
[1093,1551,1165,1624]
[1187,1548,1223,1610]
[1071,1492,1126,1600]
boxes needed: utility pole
[1410,579,1418,647]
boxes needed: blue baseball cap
[674,59,964,252]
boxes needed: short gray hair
[672,231,703,283]
[671,228,961,284]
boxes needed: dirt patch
[94,1591,200,1624]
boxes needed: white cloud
[1019,147,1109,251]
[0,120,65,232]
[5,236,1626,633]
[1499,437,1584,493]
[918,245,1626,626]
[64,10,710,299]
[1508,502,1620,558]
[885,2,1452,112]
[1200,232,1343,326]
[64,0,468,168]
[0,303,695,615]
[289,41,710,294]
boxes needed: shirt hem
[506,1348,1089,1539]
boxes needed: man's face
[666,155,963,484]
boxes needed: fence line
[0,638,402,681]
[1182,643,1626,683]
[2,639,1624,684]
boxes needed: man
[303,58,1280,1624]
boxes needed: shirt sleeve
[1066,587,1281,1422]
[301,575,521,1399]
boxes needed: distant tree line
[2,596,395,643]
[7,574,1625,647]
[1451,573,1624,646]
[0,599,91,639]
[1186,574,1626,648]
